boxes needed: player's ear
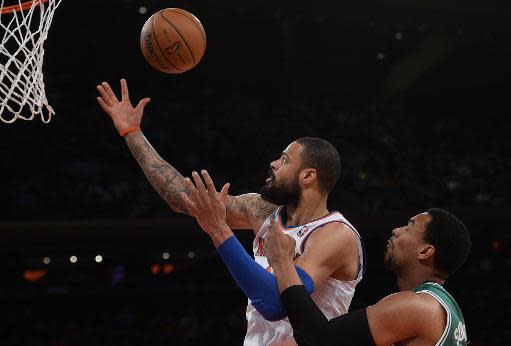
[417,244,435,260]
[301,168,317,186]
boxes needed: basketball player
[264,208,471,346]
[96,79,365,345]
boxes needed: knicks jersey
[244,207,365,346]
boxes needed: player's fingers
[101,82,119,103]
[201,170,219,200]
[181,192,197,216]
[220,183,230,204]
[135,98,151,112]
[192,171,208,197]
[267,224,276,237]
[120,79,130,101]
[269,215,275,228]
[265,232,277,253]
[96,85,113,106]
[96,97,111,114]
[183,177,202,205]
[270,212,280,228]
[264,239,271,253]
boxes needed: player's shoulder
[311,219,357,240]
[378,290,446,317]
[302,220,358,253]
[308,211,357,233]
[367,290,447,344]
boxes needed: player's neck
[396,267,445,291]
[284,193,329,226]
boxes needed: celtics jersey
[414,282,467,346]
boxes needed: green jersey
[414,282,467,346]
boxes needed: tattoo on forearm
[125,132,189,214]
[125,132,277,224]
[246,196,278,221]
[227,194,278,227]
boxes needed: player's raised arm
[96,79,277,228]
[124,130,191,215]
[96,79,190,214]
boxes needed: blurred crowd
[1,296,246,346]
[1,86,508,220]
[0,226,508,345]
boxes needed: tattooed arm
[127,132,276,229]
[96,79,277,231]
[226,193,278,231]
[125,131,189,213]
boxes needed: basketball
[140,8,206,74]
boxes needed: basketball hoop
[0,0,63,123]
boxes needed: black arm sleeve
[281,285,376,346]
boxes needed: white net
[0,0,62,123]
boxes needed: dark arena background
[1,0,510,345]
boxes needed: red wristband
[119,126,140,137]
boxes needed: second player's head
[260,137,341,206]
[384,208,471,280]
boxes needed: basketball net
[0,0,62,123]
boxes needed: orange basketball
[140,8,206,74]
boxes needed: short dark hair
[424,208,471,276]
[295,137,341,193]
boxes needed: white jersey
[244,207,365,346]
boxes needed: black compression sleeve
[281,285,376,346]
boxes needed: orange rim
[1,0,49,14]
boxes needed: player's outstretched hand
[96,79,150,133]
[181,170,233,244]
[265,216,296,267]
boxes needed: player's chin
[383,248,392,262]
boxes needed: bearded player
[96,79,365,345]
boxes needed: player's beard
[260,170,301,207]
[383,249,394,270]
[383,244,401,275]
